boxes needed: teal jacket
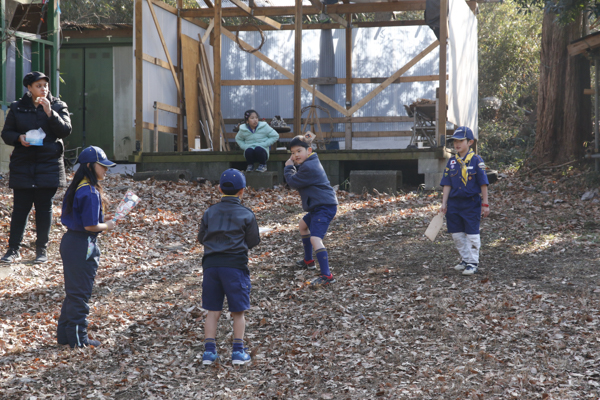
[235,121,279,157]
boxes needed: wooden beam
[346,11,352,149]
[221,27,350,116]
[308,0,347,28]
[143,121,179,135]
[135,0,144,148]
[147,0,182,103]
[438,0,448,139]
[181,1,426,18]
[228,0,282,29]
[568,32,600,56]
[348,40,440,115]
[201,19,214,43]
[177,0,183,152]
[214,0,223,150]
[224,19,425,31]
[224,116,412,124]
[155,102,182,115]
[152,0,177,14]
[142,53,180,72]
[294,0,303,135]
[225,130,413,139]
[220,75,444,86]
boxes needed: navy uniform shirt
[440,151,489,198]
[61,180,104,234]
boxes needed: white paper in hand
[425,213,444,242]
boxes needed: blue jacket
[440,153,489,198]
[198,196,260,271]
[235,121,279,157]
[284,153,338,212]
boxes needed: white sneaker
[462,264,478,275]
[454,261,467,271]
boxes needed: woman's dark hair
[64,162,110,216]
[244,109,259,124]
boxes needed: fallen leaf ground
[0,168,599,399]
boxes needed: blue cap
[449,126,475,141]
[220,168,246,191]
[77,146,116,167]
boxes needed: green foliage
[478,119,536,168]
[478,0,543,111]
[60,0,134,24]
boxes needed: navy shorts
[446,196,481,235]
[302,205,337,239]
[202,267,251,312]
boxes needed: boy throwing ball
[285,133,338,286]
[198,169,260,365]
[440,126,490,275]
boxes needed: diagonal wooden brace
[229,0,282,30]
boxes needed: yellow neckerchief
[221,194,241,198]
[455,149,475,185]
[76,177,90,191]
[76,177,106,213]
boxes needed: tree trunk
[533,11,592,164]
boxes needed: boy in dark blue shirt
[198,169,260,365]
[284,134,338,286]
[440,127,490,275]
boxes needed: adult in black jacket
[1,71,72,264]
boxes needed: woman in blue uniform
[57,146,116,348]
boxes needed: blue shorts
[446,196,481,235]
[202,267,251,312]
[302,205,337,239]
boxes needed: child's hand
[481,205,489,217]
[285,156,294,166]
[441,203,447,214]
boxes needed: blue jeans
[244,147,268,165]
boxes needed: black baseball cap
[23,71,49,87]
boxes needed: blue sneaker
[202,351,218,366]
[256,164,267,173]
[232,348,251,365]
[462,264,478,275]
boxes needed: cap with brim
[448,126,474,141]
[220,168,246,190]
[77,146,116,167]
[23,71,49,87]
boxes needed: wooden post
[135,0,143,151]
[293,0,302,136]
[153,102,159,152]
[177,0,184,151]
[438,0,448,140]
[345,11,352,150]
[213,0,222,151]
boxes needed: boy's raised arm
[284,164,312,189]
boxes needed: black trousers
[244,146,268,165]
[9,187,58,249]
[57,230,100,347]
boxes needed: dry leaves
[0,168,599,399]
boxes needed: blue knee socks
[316,248,331,277]
[205,338,216,354]
[302,235,313,262]
[233,338,244,352]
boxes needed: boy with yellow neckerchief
[440,127,489,275]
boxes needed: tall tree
[533,11,591,163]
[515,0,597,164]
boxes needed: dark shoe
[296,259,316,270]
[256,164,267,173]
[71,338,101,348]
[246,164,254,172]
[34,247,48,264]
[1,248,21,263]
[310,274,336,286]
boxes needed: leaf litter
[0,168,599,399]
